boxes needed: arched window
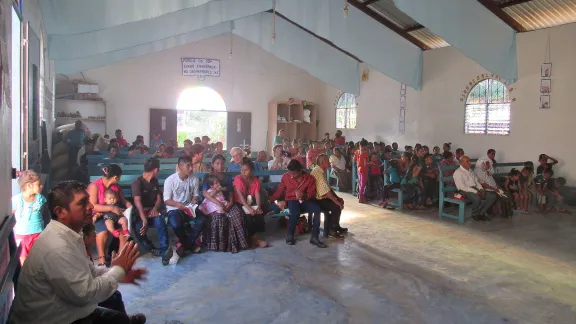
[336,93,357,129]
[465,79,511,135]
[176,87,227,147]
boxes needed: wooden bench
[438,164,468,223]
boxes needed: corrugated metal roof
[502,0,576,31]
[409,28,450,49]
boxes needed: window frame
[464,78,511,136]
[335,92,357,130]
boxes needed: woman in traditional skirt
[201,154,248,253]
[234,158,268,248]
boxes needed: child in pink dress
[199,176,230,215]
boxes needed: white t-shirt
[268,158,289,182]
[163,173,200,211]
[329,155,346,170]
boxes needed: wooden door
[226,112,251,150]
[149,109,177,147]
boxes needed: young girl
[537,154,558,176]
[505,169,528,213]
[401,156,424,210]
[100,189,131,248]
[367,153,385,206]
[199,176,230,215]
[356,140,370,203]
[12,171,48,264]
[432,146,442,164]
[520,165,534,209]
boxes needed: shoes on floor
[310,236,327,248]
[286,236,296,245]
[336,226,348,233]
[328,231,345,239]
[129,313,146,324]
[161,248,173,266]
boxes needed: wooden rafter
[270,11,362,62]
[347,0,430,50]
[363,0,380,6]
[404,25,425,33]
[499,0,534,8]
[478,0,526,32]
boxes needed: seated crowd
[8,130,351,323]
[350,139,569,221]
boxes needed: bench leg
[438,198,444,218]
[398,189,403,211]
[458,203,465,224]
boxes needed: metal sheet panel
[409,28,450,49]
[503,0,576,31]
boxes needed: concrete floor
[120,194,576,324]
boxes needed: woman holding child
[200,154,249,253]
[234,158,268,248]
[87,164,133,265]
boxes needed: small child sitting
[265,200,287,216]
[534,170,570,213]
[101,189,130,240]
[199,176,230,215]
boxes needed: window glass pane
[465,104,487,134]
[337,94,347,108]
[487,103,510,135]
[348,108,357,129]
[336,108,347,129]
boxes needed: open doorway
[176,87,227,148]
[11,6,21,195]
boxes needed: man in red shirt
[114,129,129,148]
[306,141,324,169]
[269,160,327,248]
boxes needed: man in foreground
[10,181,147,324]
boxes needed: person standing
[64,121,86,167]
[9,181,146,324]
[310,155,347,239]
[269,160,327,248]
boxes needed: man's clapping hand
[120,268,148,286]
[111,241,140,273]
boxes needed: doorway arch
[176,87,227,147]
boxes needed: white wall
[63,34,323,151]
[320,23,576,182]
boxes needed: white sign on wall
[181,58,220,80]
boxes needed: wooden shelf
[268,100,317,153]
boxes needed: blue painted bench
[438,164,467,223]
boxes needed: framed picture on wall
[541,63,552,78]
[540,95,550,109]
[540,79,551,93]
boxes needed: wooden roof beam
[347,0,430,50]
[499,0,533,9]
[478,0,526,32]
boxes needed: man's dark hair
[178,155,192,165]
[144,157,160,172]
[487,149,496,155]
[442,151,453,159]
[115,129,122,133]
[194,137,201,144]
[212,154,226,164]
[456,148,464,155]
[48,181,87,220]
[287,159,303,172]
[183,139,192,144]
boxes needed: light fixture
[343,0,349,18]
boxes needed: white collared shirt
[10,221,125,324]
[163,172,200,211]
[453,166,484,193]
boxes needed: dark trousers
[245,214,266,237]
[166,209,206,249]
[73,306,129,324]
[286,200,322,237]
[402,183,423,205]
[132,211,169,254]
[383,183,400,200]
[315,199,342,237]
[423,180,439,203]
[98,290,126,314]
[460,190,497,216]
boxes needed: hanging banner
[181,58,220,80]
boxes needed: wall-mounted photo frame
[540,79,551,93]
[540,95,550,109]
[541,63,552,78]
